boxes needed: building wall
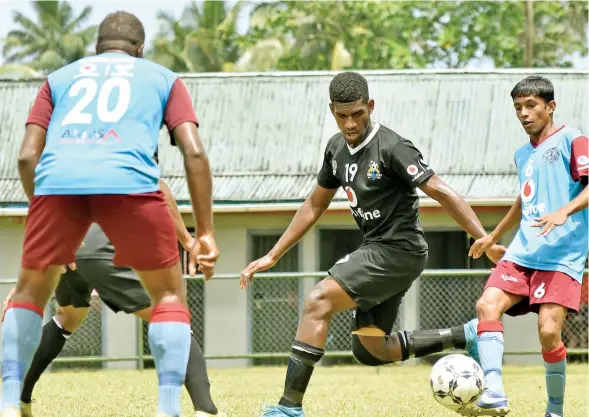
[0,207,543,367]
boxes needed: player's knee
[302,285,335,320]
[475,295,502,320]
[538,317,562,351]
[55,306,89,332]
[351,334,393,366]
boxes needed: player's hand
[181,236,196,252]
[61,262,76,274]
[240,254,278,289]
[468,235,498,259]
[484,244,507,265]
[1,287,15,322]
[532,210,568,237]
[189,234,219,279]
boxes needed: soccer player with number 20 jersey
[469,76,588,417]
[1,12,218,417]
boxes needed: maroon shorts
[485,260,582,316]
[21,192,179,271]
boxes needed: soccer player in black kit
[240,72,506,417]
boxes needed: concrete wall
[0,206,546,367]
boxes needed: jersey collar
[347,122,381,155]
[530,125,565,148]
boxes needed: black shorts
[55,259,151,314]
[328,242,427,334]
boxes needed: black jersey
[317,122,434,251]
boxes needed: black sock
[184,334,218,414]
[395,325,466,360]
[21,318,71,403]
[278,340,324,408]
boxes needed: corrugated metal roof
[0,70,587,204]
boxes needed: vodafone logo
[577,155,589,166]
[345,186,358,208]
[407,165,419,176]
[521,179,536,203]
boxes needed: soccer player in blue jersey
[468,76,588,417]
[1,11,218,417]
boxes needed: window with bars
[249,233,300,365]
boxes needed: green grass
[27,364,588,417]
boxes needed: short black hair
[329,72,369,104]
[96,11,145,55]
[510,76,554,103]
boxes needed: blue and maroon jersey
[504,126,588,283]
[26,52,198,195]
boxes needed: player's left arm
[19,80,53,200]
[159,178,194,251]
[389,139,505,263]
[419,174,487,240]
[533,135,588,236]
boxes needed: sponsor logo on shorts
[501,274,518,283]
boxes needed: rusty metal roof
[0,69,587,207]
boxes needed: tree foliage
[2,1,96,73]
[242,0,589,71]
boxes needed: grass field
[27,364,588,417]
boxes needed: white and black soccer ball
[430,353,484,412]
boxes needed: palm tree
[2,1,96,74]
[150,0,244,73]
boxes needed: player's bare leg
[351,318,481,366]
[1,267,63,415]
[466,287,524,416]
[538,304,568,417]
[20,305,88,417]
[135,266,192,417]
[260,278,355,417]
[134,308,222,416]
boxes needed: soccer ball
[430,354,484,412]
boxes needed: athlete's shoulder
[324,132,346,155]
[559,125,585,143]
[137,58,178,79]
[46,57,86,85]
[377,124,414,152]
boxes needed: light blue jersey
[503,126,589,283]
[33,52,181,195]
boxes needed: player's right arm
[240,142,340,289]
[164,78,218,278]
[18,80,53,200]
[469,196,522,259]
[240,185,337,289]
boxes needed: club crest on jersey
[367,161,382,180]
[542,147,560,164]
[332,159,338,176]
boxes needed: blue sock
[477,320,505,396]
[543,343,567,416]
[148,303,191,417]
[1,305,43,411]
